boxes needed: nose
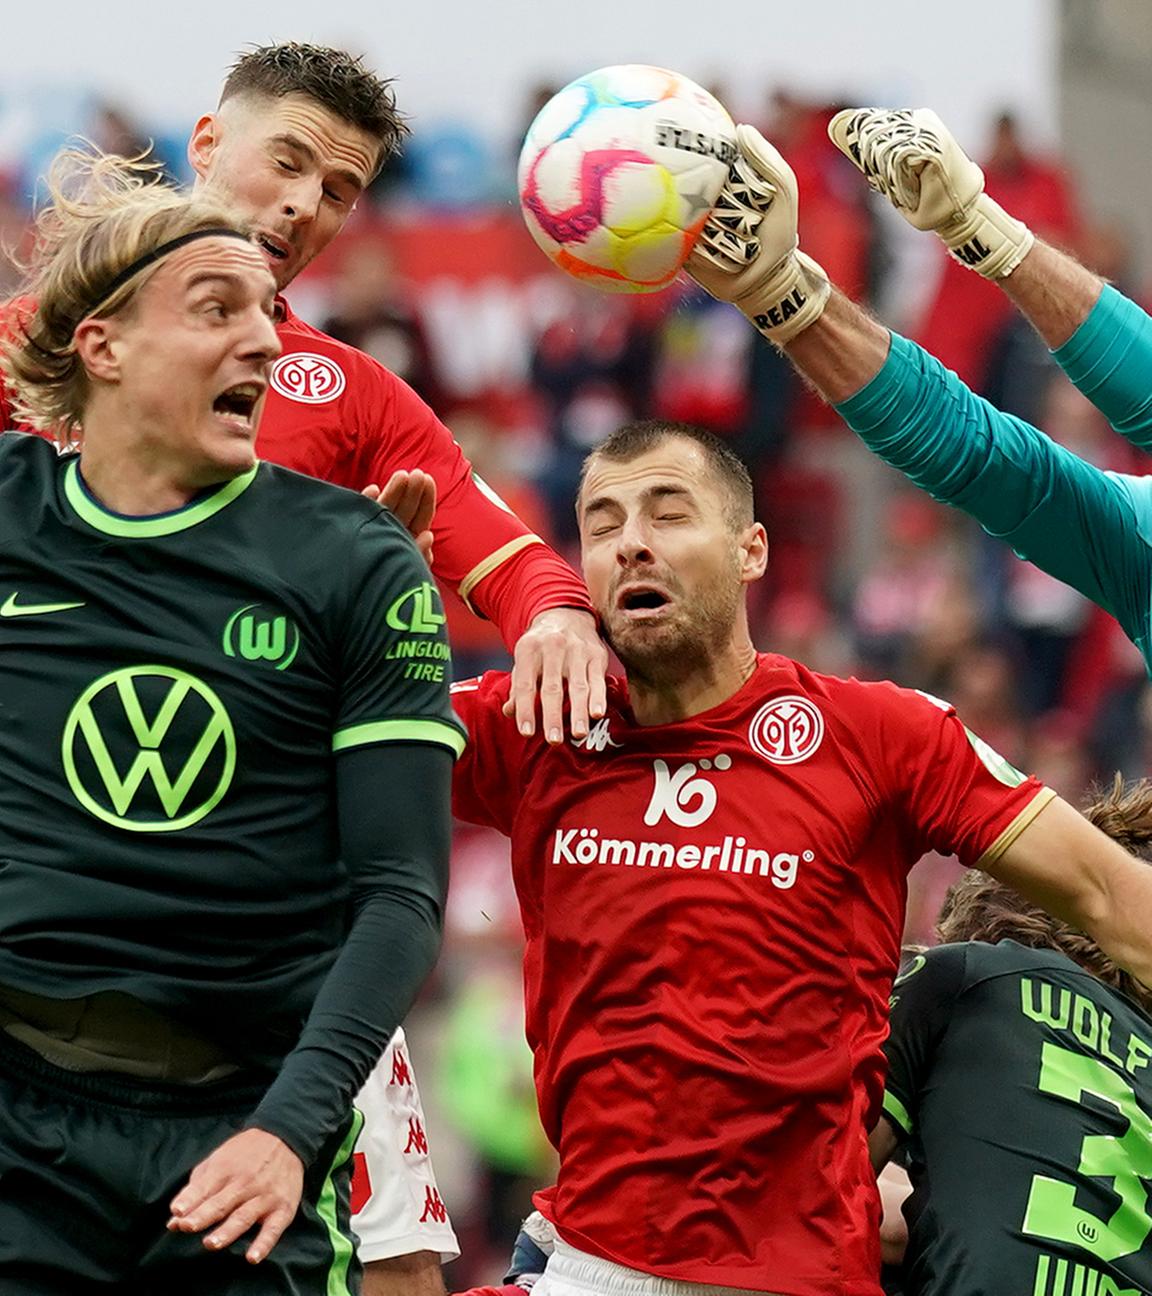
[616,517,654,567]
[280,177,321,224]
[242,307,282,366]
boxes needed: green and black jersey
[883,939,1152,1296]
[0,433,464,1155]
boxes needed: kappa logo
[574,718,622,753]
[270,352,346,404]
[748,695,824,765]
[643,755,731,828]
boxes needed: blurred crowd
[2,87,1148,1288]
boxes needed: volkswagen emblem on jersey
[270,352,347,404]
[748,695,825,765]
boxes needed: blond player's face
[578,440,756,678]
[105,239,280,483]
[188,94,379,291]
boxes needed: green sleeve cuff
[883,1089,913,1136]
[333,718,466,757]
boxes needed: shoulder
[249,461,413,547]
[756,654,951,726]
[1105,470,1152,543]
[0,429,60,471]
[275,304,406,389]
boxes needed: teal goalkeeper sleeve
[1053,284,1152,450]
[834,332,1152,669]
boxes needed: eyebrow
[268,132,366,191]
[185,270,275,307]
[582,483,694,518]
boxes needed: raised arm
[358,372,606,742]
[827,107,1152,451]
[981,794,1152,992]
[685,130,1152,651]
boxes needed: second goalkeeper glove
[828,107,1034,279]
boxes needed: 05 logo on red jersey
[270,353,347,404]
[748,696,824,765]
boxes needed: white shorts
[535,1239,783,1296]
[350,1027,460,1263]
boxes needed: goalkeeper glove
[685,124,830,346]
[828,108,1034,279]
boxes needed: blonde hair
[1,148,251,439]
[936,775,1152,1013]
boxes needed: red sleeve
[449,672,527,833]
[0,297,32,432]
[865,683,1052,866]
[354,371,592,647]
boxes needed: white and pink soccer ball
[517,65,736,294]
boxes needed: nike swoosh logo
[1,593,87,618]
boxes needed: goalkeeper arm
[829,108,1103,348]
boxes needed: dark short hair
[220,43,408,173]
[580,420,754,529]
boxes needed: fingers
[166,1129,303,1264]
[360,484,383,503]
[168,1186,292,1262]
[409,475,437,539]
[506,610,608,743]
[378,470,437,530]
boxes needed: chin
[197,440,257,484]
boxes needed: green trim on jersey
[63,460,259,537]
[883,1088,912,1135]
[332,718,466,757]
[318,1107,364,1296]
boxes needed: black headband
[88,227,252,315]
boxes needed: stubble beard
[606,569,743,689]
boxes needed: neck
[78,410,228,516]
[627,636,758,726]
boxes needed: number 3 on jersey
[1022,1042,1152,1262]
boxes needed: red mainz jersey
[0,297,591,645]
[451,654,1053,1295]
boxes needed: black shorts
[0,1032,362,1295]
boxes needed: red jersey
[451,654,1052,1295]
[0,297,591,646]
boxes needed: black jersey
[883,939,1152,1296]
[0,433,464,1072]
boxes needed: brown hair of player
[936,774,1152,1014]
[220,42,408,176]
[579,419,755,531]
[2,149,248,438]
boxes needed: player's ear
[187,113,221,181]
[738,522,768,584]
[73,318,122,385]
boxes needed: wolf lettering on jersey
[451,657,1049,1295]
[885,943,1152,1296]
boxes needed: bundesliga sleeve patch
[964,726,1027,788]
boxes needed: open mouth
[617,586,672,615]
[213,382,264,428]
[257,235,289,262]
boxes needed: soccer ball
[517,65,736,294]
